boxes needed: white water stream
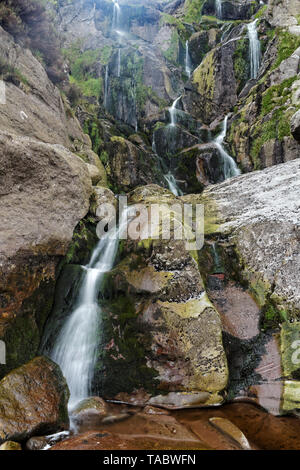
[50,209,129,409]
[247,19,261,79]
[169,96,181,127]
[185,40,192,78]
[214,115,241,179]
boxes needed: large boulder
[266,0,299,27]
[0,132,92,378]
[291,110,300,142]
[202,0,260,20]
[104,136,163,192]
[103,39,182,128]
[0,356,69,443]
[201,159,300,321]
[0,26,91,154]
[183,31,249,124]
[95,185,228,406]
[186,159,300,414]
[153,124,199,157]
[189,29,220,67]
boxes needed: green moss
[0,275,56,380]
[254,4,267,19]
[70,76,102,98]
[63,43,107,99]
[273,30,300,69]
[193,49,215,97]
[184,0,205,23]
[100,45,113,65]
[261,76,298,116]
[163,29,180,64]
[0,57,29,86]
[281,322,300,379]
[63,217,98,267]
[262,303,284,330]
[94,294,159,397]
[160,13,185,32]
[250,106,296,167]
[233,38,250,94]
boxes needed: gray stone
[291,110,300,142]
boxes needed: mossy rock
[281,322,300,380]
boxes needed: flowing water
[104,65,109,109]
[152,135,183,196]
[185,40,192,78]
[247,19,261,79]
[215,0,222,19]
[164,173,183,196]
[169,96,181,127]
[112,0,121,31]
[117,48,121,77]
[50,209,130,409]
[214,116,240,180]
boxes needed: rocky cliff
[0,0,300,449]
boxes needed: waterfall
[214,116,240,180]
[215,0,222,19]
[169,96,181,127]
[152,135,183,196]
[164,172,183,196]
[49,209,129,409]
[104,65,109,108]
[117,48,121,77]
[247,20,261,79]
[211,242,223,273]
[112,0,121,31]
[185,40,192,78]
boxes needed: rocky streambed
[32,401,300,451]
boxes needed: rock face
[202,159,300,319]
[291,110,300,142]
[104,136,163,192]
[191,159,300,414]
[0,132,92,378]
[184,33,246,124]
[0,356,69,443]
[95,185,228,405]
[0,26,90,152]
[202,0,259,20]
[227,17,300,171]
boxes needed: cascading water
[164,173,183,197]
[117,48,121,77]
[185,40,192,78]
[112,0,121,31]
[247,19,261,79]
[215,0,222,19]
[49,208,129,409]
[169,96,181,127]
[214,115,240,180]
[152,135,183,196]
[211,242,223,273]
[104,65,109,109]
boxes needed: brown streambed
[50,402,300,451]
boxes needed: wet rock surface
[94,185,228,402]
[0,132,93,378]
[48,402,300,451]
[0,357,69,444]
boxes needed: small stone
[0,441,22,451]
[209,417,251,450]
[26,436,48,451]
